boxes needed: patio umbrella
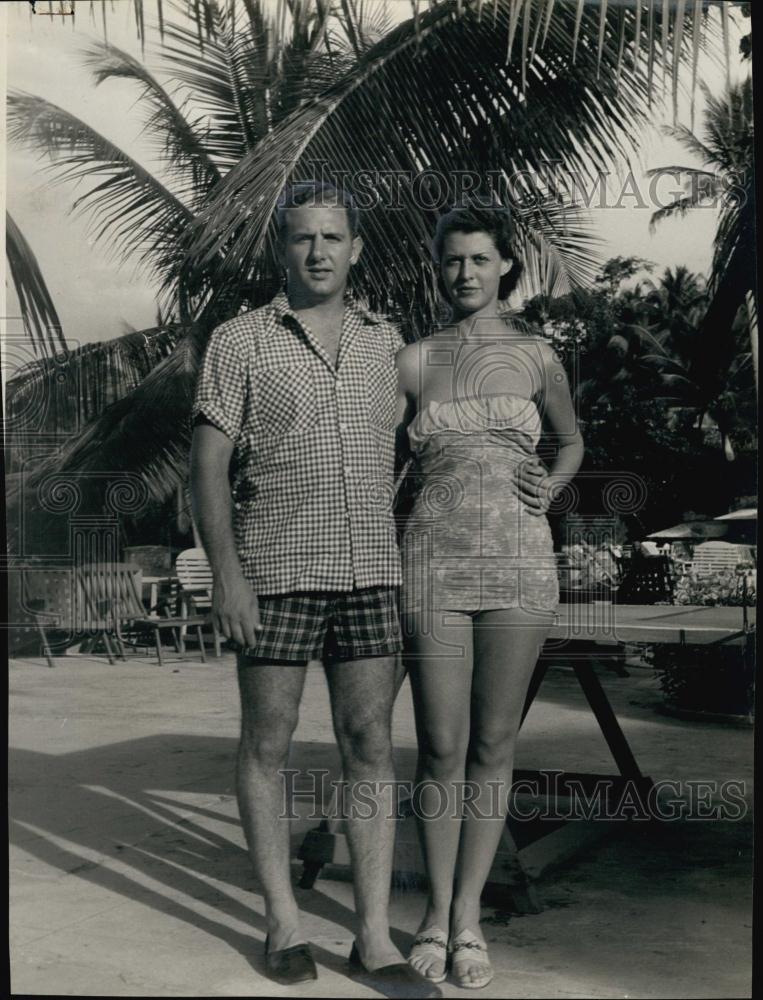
[713,509,757,544]
[714,508,757,521]
[646,521,728,542]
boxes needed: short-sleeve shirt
[192,292,405,594]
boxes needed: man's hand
[514,457,554,516]
[212,573,262,650]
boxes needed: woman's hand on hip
[514,458,554,516]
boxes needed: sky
[2,0,750,364]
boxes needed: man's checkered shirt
[192,292,404,594]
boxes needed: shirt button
[339,422,348,431]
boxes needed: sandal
[450,928,493,990]
[408,925,449,984]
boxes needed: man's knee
[334,712,393,768]
[239,710,300,768]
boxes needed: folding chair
[79,562,209,667]
[23,565,110,668]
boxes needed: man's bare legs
[324,654,402,970]
[236,661,308,952]
[405,611,474,980]
[451,607,552,984]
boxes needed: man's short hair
[432,201,523,300]
[276,181,360,240]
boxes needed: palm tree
[588,261,756,464]
[642,265,707,365]
[647,76,756,397]
[7,0,735,506]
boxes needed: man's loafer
[348,942,442,998]
[264,935,318,985]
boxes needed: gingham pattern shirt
[192,292,404,594]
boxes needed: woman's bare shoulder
[395,338,427,390]
[396,338,425,362]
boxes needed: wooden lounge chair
[73,562,209,667]
[23,565,115,669]
[175,547,222,657]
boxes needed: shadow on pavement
[8,735,415,980]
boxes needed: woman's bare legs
[405,610,473,981]
[450,607,553,985]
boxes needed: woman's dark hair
[432,203,523,301]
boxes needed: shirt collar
[269,290,384,328]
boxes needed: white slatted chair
[690,541,756,577]
[175,548,222,657]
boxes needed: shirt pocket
[253,363,315,440]
[366,361,398,430]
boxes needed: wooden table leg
[573,660,644,779]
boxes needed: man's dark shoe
[348,941,443,999]
[264,935,318,985]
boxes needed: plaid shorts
[237,587,402,665]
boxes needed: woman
[395,204,584,989]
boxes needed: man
[190,182,439,997]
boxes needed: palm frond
[22,327,206,505]
[5,212,67,357]
[658,119,716,165]
[31,0,732,118]
[7,91,195,289]
[5,324,182,534]
[515,195,600,299]
[670,0,686,122]
[271,0,354,121]
[710,167,755,293]
[571,0,585,63]
[158,14,267,164]
[701,76,754,173]
[83,40,222,200]
[646,0,656,105]
[647,184,721,233]
[690,0,702,129]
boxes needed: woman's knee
[420,733,469,779]
[469,729,515,771]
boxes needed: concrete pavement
[9,649,753,997]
